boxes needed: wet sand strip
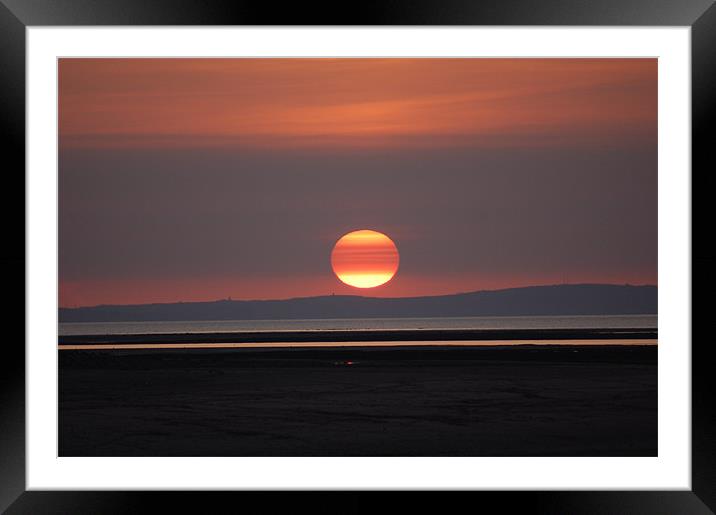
[59,327,657,346]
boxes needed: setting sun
[331,230,399,288]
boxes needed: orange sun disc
[330,229,399,288]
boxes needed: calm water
[59,315,657,336]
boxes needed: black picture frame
[2,1,713,513]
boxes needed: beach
[59,341,657,457]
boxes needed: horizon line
[59,282,658,310]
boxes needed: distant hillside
[59,284,657,323]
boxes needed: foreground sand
[59,344,657,456]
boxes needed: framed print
[2,0,714,513]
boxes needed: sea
[59,314,657,336]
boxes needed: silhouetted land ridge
[60,284,657,323]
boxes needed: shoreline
[58,327,657,345]
[58,339,657,351]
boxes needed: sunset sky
[59,58,657,307]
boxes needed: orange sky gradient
[59,58,657,307]
[60,58,656,151]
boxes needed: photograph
[2,0,711,508]
[57,57,659,457]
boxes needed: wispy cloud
[59,58,656,150]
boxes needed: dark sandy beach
[59,342,657,457]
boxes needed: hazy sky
[59,58,657,307]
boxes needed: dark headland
[59,283,657,323]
